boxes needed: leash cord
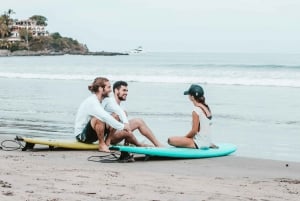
[0,140,25,151]
[87,152,120,162]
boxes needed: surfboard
[16,136,98,151]
[16,136,236,159]
[110,143,237,159]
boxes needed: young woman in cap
[168,84,218,149]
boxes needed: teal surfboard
[110,143,237,159]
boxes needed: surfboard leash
[87,152,120,163]
[87,151,135,163]
[0,139,25,151]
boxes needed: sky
[1,0,300,53]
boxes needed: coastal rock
[0,50,128,56]
[0,50,10,56]
[84,51,129,56]
[10,50,63,56]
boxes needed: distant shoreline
[0,49,129,57]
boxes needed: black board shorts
[76,120,98,143]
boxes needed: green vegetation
[28,32,88,53]
[0,9,14,38]
[0,9,88,53]
[29,15,48,26]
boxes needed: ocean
[0,52,300,162]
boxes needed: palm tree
[7,9,15,16]
[3,9,14,26]
[0,16,10,38]
[0,9,15,38]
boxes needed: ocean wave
[214,114,300,126]
[127,112,300,126]
[0,72,93,80]
[1,72,300,88]
[0,72,300,87]
[193,64,300,69]
[165,63,300,69]
[0,117,73,138]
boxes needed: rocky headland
[0,11,128,57]
[0,49,128,57]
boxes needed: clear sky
[2,0,300,53]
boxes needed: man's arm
[89,99,125,130]
[103,97,129,124]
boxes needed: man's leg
[104,124,116,147]
[129,118,163,147]
[90,117,110,152]
[108,113,150,147]
[110,130,148,147]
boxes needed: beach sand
[0,137,299,201]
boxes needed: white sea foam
[1,53,300,87]
[1,72,300,88]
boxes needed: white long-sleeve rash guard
[74,94,128,136]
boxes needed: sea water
[0,52,300,162]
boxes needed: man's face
[115,85,128,101]
[102,81,112,98]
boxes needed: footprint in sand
[0,180,12,188]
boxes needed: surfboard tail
[15,136,24,141]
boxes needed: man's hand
[123,123,132,133]
[111,113,120,121]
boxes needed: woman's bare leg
[168,136,196,148]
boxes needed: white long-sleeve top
[74,94,128,136]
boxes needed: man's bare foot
[155,143,165,147]
[139,143,153,147]
[98,143,111,152]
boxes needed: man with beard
[74,77,144,152]
[112,81,164,147]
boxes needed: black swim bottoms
[76,120,98,143]
[76,120,110,143]
[194,141,199,149]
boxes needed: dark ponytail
[194,96,211,112]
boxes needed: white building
[8,19,49,41]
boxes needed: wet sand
[0,137,299,201]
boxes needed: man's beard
[117,94,126,101]
[103,91,109,98]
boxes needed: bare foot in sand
[98,143,111,152]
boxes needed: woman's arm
[185,111,200,138]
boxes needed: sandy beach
[0,137,299,201]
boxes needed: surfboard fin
[22,142,35,151]
[15,136,35,151]
[118,151,135,163]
